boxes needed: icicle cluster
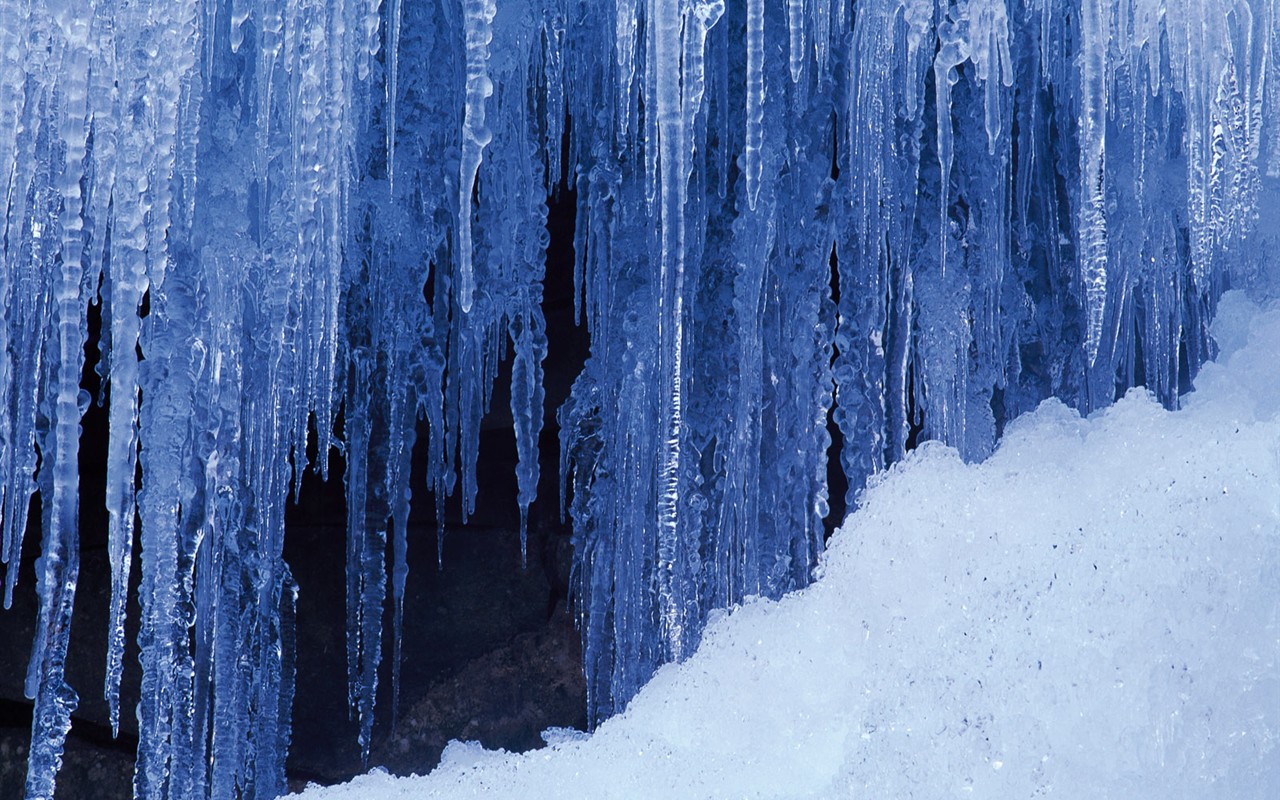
[0,0,1276,797]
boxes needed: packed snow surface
[292,291,1280,799]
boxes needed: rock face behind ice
[293,293,1280,798]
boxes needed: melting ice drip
[0,0,1275,798]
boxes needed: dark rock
[370,603,585,779]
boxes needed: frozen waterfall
[0,0,1276,797]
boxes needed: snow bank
[291,292,1280,798]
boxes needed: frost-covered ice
[292,292,1280,799]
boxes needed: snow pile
[292,291,1280,798]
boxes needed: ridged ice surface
[289,291,1280,799]
[0,1,1276,798]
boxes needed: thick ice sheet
[291,291,1280,799]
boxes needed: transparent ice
[0,1,1275,798]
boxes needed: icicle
[357,0,382,81]
[387,0,401,191]
[615,0,639,139]
[230,0,251,52]
[314,0,350,476]
[84,19,117,289]
[101,2,154,734]
[25,7,93,794]
[745,0,764,210]
[1078,0,1109,365]
[102,118,149,737]
[543,7,567,184]
[1,224,47,610]
[683,0,724,172]
[343,350,382,761]
[510,306,547,565]
[0,0,30,608]
[811,0,830,76]
[0,0,25,231]
[386,335,416,722]
[458,0,497,313]
[654,0,688,661]
[969,0,1013,153]
[934,7,965,278]
[787,0,805,83]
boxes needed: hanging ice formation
[0,0,1275,796]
